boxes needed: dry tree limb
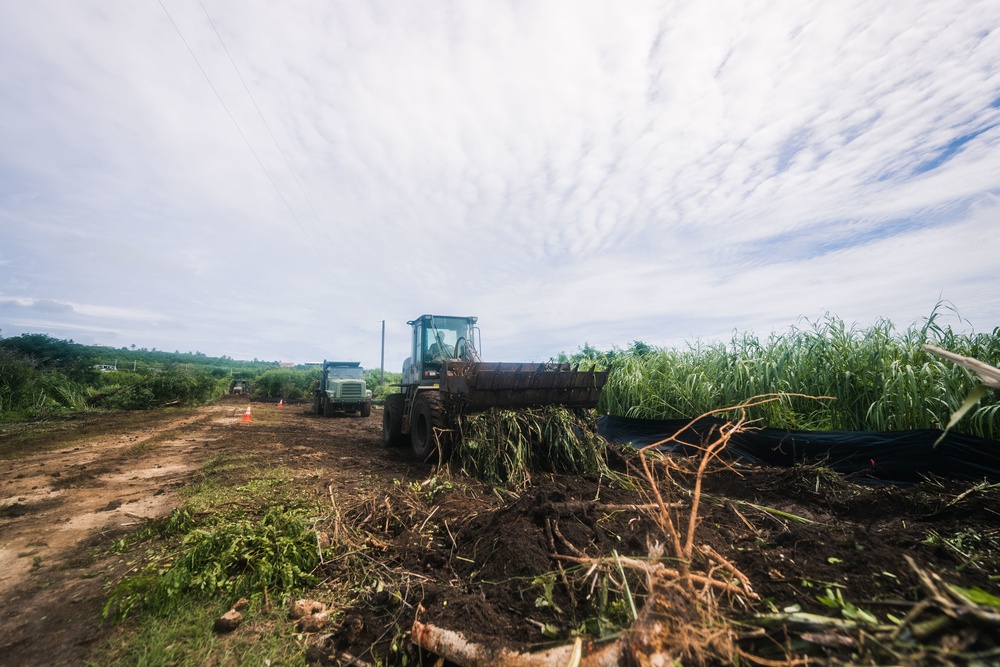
[905,555,958,615]
[327,485,342,542]
[412,620,624,667]
[728,501,762,536]
[684,423,736,562]
[945,480,999,508]
[333,652,374,667]
[551,554,748,599]
[700,544,759,600]
[903,555,1000,628]
[544,517,577,607]
[636,450,690,583]
[540,500,678,516]
[314,526,326,566]
[543,516,556,551]
[418,506,439,533]
[550,518,586,558]
[735,649,811,667]
[442,519,457,552]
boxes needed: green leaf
[540,623,560,639]
[948,584,1000,609]
[934,384,990,447]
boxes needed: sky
[1,0,998,371]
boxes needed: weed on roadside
[97,452,330,665]
[91,597,309,667]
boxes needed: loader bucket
[440,362,609,412]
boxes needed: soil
[1,398,999,666]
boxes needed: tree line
[0,333,397,420]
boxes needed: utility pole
[380,320,385,387]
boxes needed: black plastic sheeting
[598,415,1000,484]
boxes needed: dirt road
[0,399,418,666]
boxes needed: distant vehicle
[229,379,251,395]
[95,364,117,372]
[314,361,373,417]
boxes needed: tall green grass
[599,312,1000,441]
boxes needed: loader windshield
[424,316,472,361]
[328,366,364,379]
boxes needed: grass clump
[455,406,608,489]
[102,465,324,625]
[93,597,309,667]
[103,504,322,623]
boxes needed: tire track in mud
[0,408,234,594]
[0,404,250,665]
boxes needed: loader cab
[405,314,479,386]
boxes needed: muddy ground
[1,399,998,665]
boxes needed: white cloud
[0,0,998,369]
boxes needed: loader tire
[383,394,406,448]
[410,392,451,461]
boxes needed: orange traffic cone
[242,405,252,423]
[278,399,283,408]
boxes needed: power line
[195,0,352,274]
[157,0,361,308]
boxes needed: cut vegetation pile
[102,503,322,623]
[454,406,609,489]
[308,404,1000,666]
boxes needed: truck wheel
[360,401,372,418]
[411,393,450,461]
[313,394,322,416]
[383,395,405,447]
[324,401,336,418]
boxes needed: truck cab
[401,314,481,386]
[314,361,373,417]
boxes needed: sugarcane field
[2,336,1000,667]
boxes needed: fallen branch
[551,553,748,598]
[411,619,624,667]
[539,500,681,517]
[699,544,759,600]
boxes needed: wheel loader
[229,379,250,395]
[382,315,609,459]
